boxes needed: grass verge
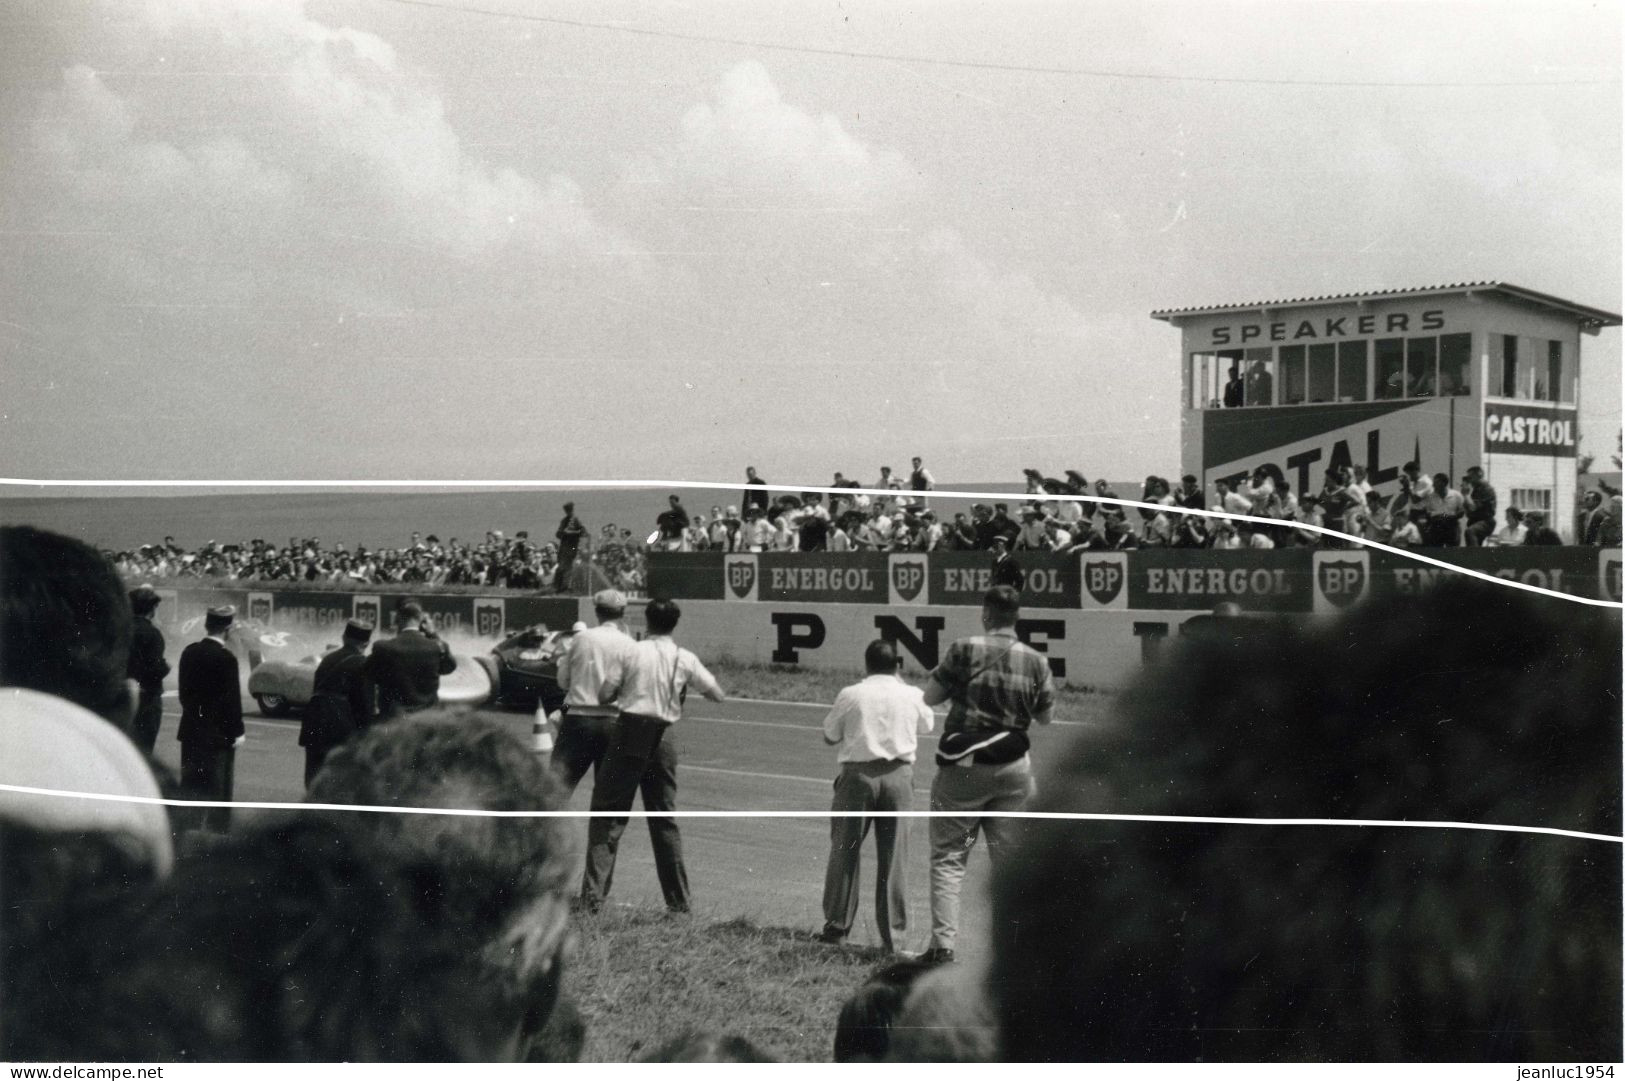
[563,907,892,1062]
[707,658,1113,727]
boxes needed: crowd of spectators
[3,523,1617,1062]
[106,525,648,594]
[652,461,1621,554]
[91,460,1619,596]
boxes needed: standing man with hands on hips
[817,638,935,953]
[580,598,725,915]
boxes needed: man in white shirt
[1015,507,1050,550]
[581,599,725,914]
[1485,506,1528,547]
[818,640,935,952]
[552,589,637,798]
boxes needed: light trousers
[928,756,1034,952]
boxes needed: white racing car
[243,626,493,716]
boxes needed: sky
[0,0,1619,486]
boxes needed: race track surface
[150,691,1096,963]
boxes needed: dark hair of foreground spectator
[0,525,133,724]
[990,579,1622,1062]
[306,713,575,1051]
[11,816,539,1060]
[640,1030,778,1062]
[833,956,940,1062]
[0,823,164,1059]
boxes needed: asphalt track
[149,689,1097,962]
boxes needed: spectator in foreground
[27,815,544,1061]
[887,961,999,1062]
[988,580,1621,1060]
[832,957,940,1063]
[307,715,576,1060]
[0,525,136,732]
[919,586,1055,966]
[641,1031,778,1062]
[818,640,935,952]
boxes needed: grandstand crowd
[109,524,647,593]
[656,462,1623,552]
[94,463,1621,601]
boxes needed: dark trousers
[581,713,690,912]
[304,744,332,788]
[179,741,235,833]
[822,760,912,950]
[554,550,578,591]
[130,691,164,756]
[550,710,617,796]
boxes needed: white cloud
[673,60,920,203]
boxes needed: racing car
[243,621,579,717]
[246,628,495,716]
[470,622,581,715]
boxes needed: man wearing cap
[581,599,726,914]
[178,605,246,833]
[553,589,637,796]
[365,600,456,721]
[299,619,375,787]
[126,584,170,754]
[555,503,587,590]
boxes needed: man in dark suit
[178,604,245,833]
[125,584,170,754]
[554,502,587,591]
[365,600,455,721]
[299,618,374,786]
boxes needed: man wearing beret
[178,604,245,833]
[125,584,170,755]
[300,619,375,787]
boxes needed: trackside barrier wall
[152,548,1618,691]
[650,549,1620,609]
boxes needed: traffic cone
[533,706,554,754]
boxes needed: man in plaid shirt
[919,585,1055,964]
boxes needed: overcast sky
[1,0,1618,485]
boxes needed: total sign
[724,554,759,603]
[888,554,928,606]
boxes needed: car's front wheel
[256,693,292,717]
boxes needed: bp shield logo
[1315,558,1367,610]
[725,555,757,602]
[889,556,926,605]
[1604,555,1622,603]
[474,598,505,639]
[1083,560,1123,606]
[247,591,273,626]
[353,594,381,631]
